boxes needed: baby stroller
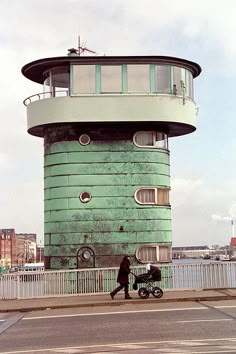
[131,265,163,299]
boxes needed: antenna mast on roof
[78,36,96,56]
[67,36,97,56]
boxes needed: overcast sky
[0,0,236,247]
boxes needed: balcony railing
[1,262,236,300]
[23,90,69,106]
[23,89,190,107]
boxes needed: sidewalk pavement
[1,288,236,313]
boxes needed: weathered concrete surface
[44,129,171,269]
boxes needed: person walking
[110,255,132,300]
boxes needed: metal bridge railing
[1,262,236,300]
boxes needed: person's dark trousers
[110,283,132,299]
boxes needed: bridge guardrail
[1,262,236,300]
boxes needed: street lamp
[39,240,42,263]
[231,218,235,238]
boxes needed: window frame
[100,65,122,93]
[79,191,92,203]
[79,134,91,146]
[127,64,150,93]
[71,64,96,95]
[134,187,170,206]
[155,65,171,94]
[133,131,168,149]
[68,63,194,99]
[43,66,70,95]
[136,244,171,263]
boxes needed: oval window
[133,131,168,149]
[79,134,90,146]
[136,245,171,263]
[79,191,92,203]
[134,187,170,205]
[135,188,156,204]
[82,250,91,260]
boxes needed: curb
[1,294,236,313]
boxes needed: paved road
[1,299,236,353]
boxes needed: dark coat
[117,256,131,285]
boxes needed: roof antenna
[68,36,96,56]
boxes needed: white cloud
[211,203,236,222]
[229,204,236,218]
[172,178,203,192]
[171,177,236,246]
[0,179,44,242]
[171,178,203,207]
[212,214,232,222]
[0,153,9,169]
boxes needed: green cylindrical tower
[22,50,201,269]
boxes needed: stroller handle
[130,271,137,277]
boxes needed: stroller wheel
[138,287,149,299]
[152,287,163,298]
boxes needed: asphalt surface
[1,288,236,313]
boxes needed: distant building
[16,233,37,265]
[36,245,44,263]
[16,233,36,242]
[230,238,236,259]
[231,237,236,247]
[172,246,211,259]
[0,231,40,267]
[0,229,17,267]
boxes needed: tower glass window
[137,246,157,262]
[127,65,149,92]
[133,131,168,149]
[159,245,170,262]
[172,67,185,96]
[136,188,156,204]
[72,65,96,94]
[155,65,171,93]
[101,65,122,93]
[155,132,168,149]
[134,131,153,146]
[186,70,194,98]
[43,66,69,96]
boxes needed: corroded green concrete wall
[44,126,171,269]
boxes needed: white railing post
[16,274,20,299]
